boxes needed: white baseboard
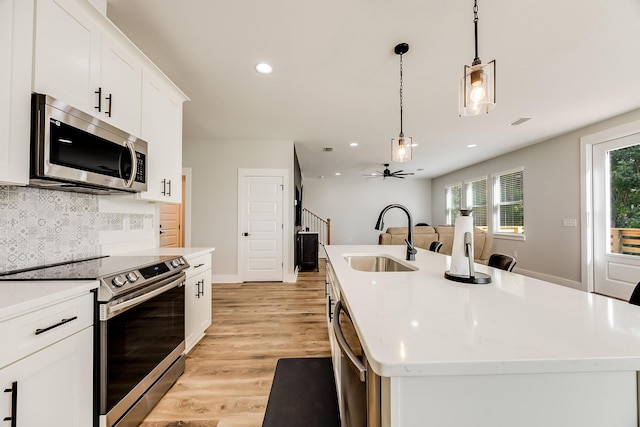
[514,267,585,291]
[212,274,241,284]
[212,272,298,283]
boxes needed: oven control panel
[99,256,189,301]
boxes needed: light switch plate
[562,218,577,227]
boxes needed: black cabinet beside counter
[297,231,319,272]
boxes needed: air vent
[323,147,334,152]
[509,117,532,126]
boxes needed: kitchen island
[326,245,640,427]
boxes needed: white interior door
[593,133,640,300]
[239,174,284,282]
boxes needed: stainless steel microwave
[30,93,147,194]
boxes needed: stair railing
[302,208,331,245]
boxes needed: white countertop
[120,247,215,259]
[326,245,640,378]
[0,280,98,321]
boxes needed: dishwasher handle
[333,300,366,382]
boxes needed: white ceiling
[106,0,640,180]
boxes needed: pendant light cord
[473,0,481,66]
[399,51,404,137]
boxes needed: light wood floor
[139,262,330,427]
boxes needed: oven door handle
[108,274,185,317]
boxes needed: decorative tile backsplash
[0,186,154,273]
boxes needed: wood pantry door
[239,173,284,282]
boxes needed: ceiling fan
[365,164,414,179]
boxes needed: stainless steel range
[0,255,190,427]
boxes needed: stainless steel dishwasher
[333,300,381,427]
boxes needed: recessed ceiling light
[335,172,341,176]
[411,143,418,147]
[349,141,359,147]
[255,63,273,74]
[467,144,477,148]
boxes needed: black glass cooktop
[0,255,175,281]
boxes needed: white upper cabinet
[0,0,33,185]
[139,69,185,203]
[33,0,99,116]
[33,0,142,136]
[98,34,142,134]
[28,0,188,196]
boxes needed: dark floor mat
[262,357,340,427]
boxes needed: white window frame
[445,183,462,225]
[464,176,488,230]
[492,167,525,240]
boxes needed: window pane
[498,203,524,233]
[495,169,524,234]
[500,171,523,203]
[468,178,487,228]
[473,206,487,228]
[609,144,640,255]
[446,184,462,225]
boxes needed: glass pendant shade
[459,60,496,116]
[391,135,412,162]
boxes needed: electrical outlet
[513,250,518,258]
[562,218,577,227]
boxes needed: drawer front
[0,292,94,369]
[185,253,212,278]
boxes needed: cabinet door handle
[166,179,172,196]
[95,87,102,112]
[34,316,78,335]
[161,179,167,196]
[3,381,17,427]
[193,263,205,269]
[197,280,206,298]
[105,93,112,117]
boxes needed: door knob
[243,232,250,236]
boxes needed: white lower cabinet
[0,292,95,427]
[184,253,212,353]
[0,328,94,427]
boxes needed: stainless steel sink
[343,255,418,272]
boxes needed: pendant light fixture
[392,43,412,162]
[459,0,496,116]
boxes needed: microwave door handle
[124,141,137,188]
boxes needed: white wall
[431,107,640,289]
[303,177,432,245]
[183,139,295,282]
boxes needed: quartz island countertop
[326,245,640,378]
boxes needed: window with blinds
[466,177,488,230]
[493,169,524,234]
[445,183,462,225]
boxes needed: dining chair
[629,282,640,306]
[488,253,516,272]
